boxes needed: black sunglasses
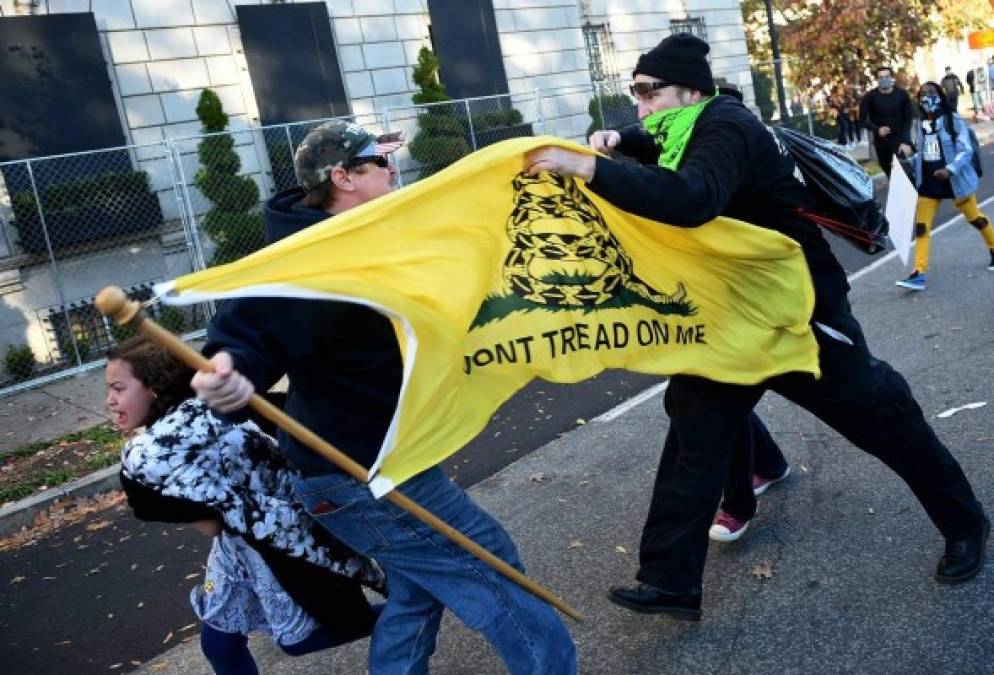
[344,155,389,171]
[629,81,671,97]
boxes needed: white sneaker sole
[895,280,925,291]
[709,520,749,543]
[753,465,791,496]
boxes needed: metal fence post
[465,99,477,151]
[25,160,82,367]
[534,88,545,134]
[595,81,606,131]
[167,136,214,321]
[382,107,404,188]
[806,107,814,136]
[167,138,209,274]
[163,139,198,273]
[284,125,295,160]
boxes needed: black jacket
[858,87,914,146]
[587,94,849,321]
[204,187,403,476]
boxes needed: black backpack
[771,126,889,254]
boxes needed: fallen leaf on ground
[9,575,25,585]
[162,631,173,644]
[936,401,987,419]
[567,539,583,549]
[86,520,111,532]
[179,623,197,632]
[184,573,199,580]
[749,562,774,580]
[150,661,170,672]
[575,418,586,425]
[615,546,627,554]
[529,472,545,483]
[0,491,125,552]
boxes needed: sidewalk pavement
[135,191,993,673]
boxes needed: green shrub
[193,89,265,266]
[472,108,523,132]
[3,343,35,381]
[156,306,187,334]
[408,48,528,177]
[11,170,152,220]
[411,47,449,105]
[586,93,637,138]
[416,111,465,137]
[60,334,90,362]
[196,89,228,133]
[108,321,136,343]
[203,211,266,265]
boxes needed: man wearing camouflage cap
[191,120,577,673]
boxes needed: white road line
[594,382,668,423]
[593,190,994,424]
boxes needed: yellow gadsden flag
[158,136,818,496]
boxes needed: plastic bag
[771,126,890,254]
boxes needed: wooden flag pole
[95,286,582,622]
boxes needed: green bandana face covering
[642,97,713,170]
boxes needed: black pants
[837,116,854,145]
[875,140,896,179]
[719,413,788,520]
[637,306,984,594]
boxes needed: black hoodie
[203,187,403,476]
[587,94,850,321]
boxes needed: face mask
[920,94,941,114]
[878,76,894,88]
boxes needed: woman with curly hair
[106,336,383,674]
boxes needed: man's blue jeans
[292,467,576,675]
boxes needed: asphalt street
[2,146,994,674]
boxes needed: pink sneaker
[709,510,750,542]
[752,465,791,496]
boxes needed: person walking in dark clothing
[966,67,983,120]
[859,66,914,178]
[941,66,965,112]
[525,34,989,621]
[830,89,856,146]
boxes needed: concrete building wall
[0,0,753,376]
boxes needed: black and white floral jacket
[120,398,382,586]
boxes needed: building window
[582,22,619,85]
[41,283,157,362]
[670,16,708,42]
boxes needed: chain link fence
[748,61,869,146]
[0,141,210,392]
[0,83,689,394]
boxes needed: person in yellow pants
[897,81,994,291]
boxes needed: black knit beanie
[633,33,715,94]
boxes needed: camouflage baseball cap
[293,120,378,190]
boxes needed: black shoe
[606,584,702,621]
[935,516,990,584]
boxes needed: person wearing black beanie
[633,33,715,94]
[524,34,988,621]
